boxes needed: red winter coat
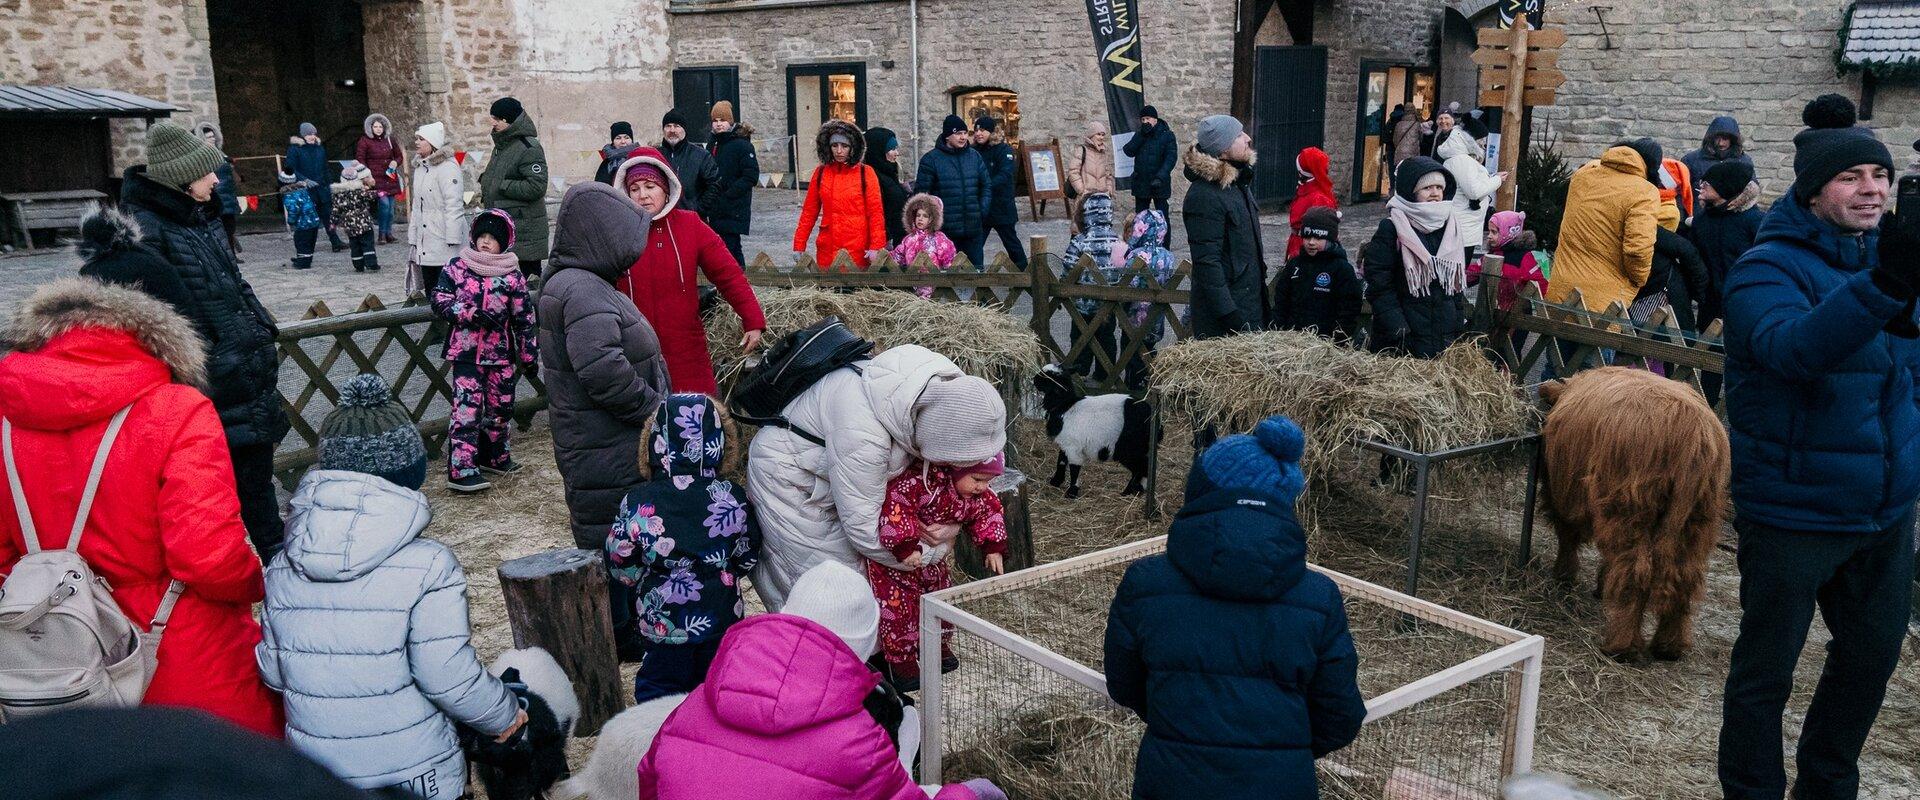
[1286,147,1338,260]
[355,114,403,195]
[614,148,768,396]
[794,161,887,269]
[0,279,281,737]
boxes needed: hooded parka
[1362,158,1467,358]
[1436,127,1502,252]
[1286,147,1338,260]
[1182,146,1268,338]
[1548,146,1660,312]
[794,120,888,268]
[408,141,467,269]
[354,114,403,195]
[1680,115,1753,186]
[0,279,281,737]
[612,148,767,396]
[478,113,551,262]
[538,183,672,548]
[258,470,518,797]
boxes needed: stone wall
[0,0,220,170]
[1315,0,1447,202]
[1543,0,1920,201]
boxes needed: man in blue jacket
[285,122,346,252]
[1105,415,1365,800]
[1718,95,1918,800]
[916,115,992,267]
[1122,105,1178,247]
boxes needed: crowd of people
[2,85,1916,800]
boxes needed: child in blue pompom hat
[1105,415,1364,800]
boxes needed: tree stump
[497,548,623,736]
[956,470,1035,580]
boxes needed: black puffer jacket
[976,134,1020,226]
[661,137,721,215]
[1123,120,1178,200]
[914,141,991,240]
[864,127,912,245]
[1363,157,1466,359]
[706,125,759,235]
[1641,226,1711,332]
[538,183,671,549]
[1181,146,1268,338]
[118,167,289,448]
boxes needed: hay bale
[1152,332,1536,505]
[704,287,1044,389]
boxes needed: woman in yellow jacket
[1548,141,1662,313]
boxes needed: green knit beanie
[144,121,225,191]
[316,374,427,490]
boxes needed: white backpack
[0,407,183,722]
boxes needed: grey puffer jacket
[539,182,671,548]
[257,470,518,799]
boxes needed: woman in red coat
[792,119,887,269]
[614,147,768,396]
[1287,146,1339,260]
[0,278,281,736]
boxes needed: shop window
[953,88,1020,143]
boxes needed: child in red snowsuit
[866,453,1009,687]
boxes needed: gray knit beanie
[911,374,1006,465]
[299,122,318,138]
[144,122,225,190]
[316,374,427,491]
[1197,115,1245,158]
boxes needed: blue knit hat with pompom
[1190,415,1307,503]
[316,374,427,491]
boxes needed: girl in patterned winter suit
[430,209,537,492]
[607,393,761,703]
[867,453,1008,690]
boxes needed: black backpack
[728,316,874,446]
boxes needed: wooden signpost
[1476,21,1566,210]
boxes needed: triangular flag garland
[454,150,469,165]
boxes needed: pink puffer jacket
[636,614,989,800]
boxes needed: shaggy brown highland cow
[1540,367,1728,661]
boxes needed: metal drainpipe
[910,0,922,160]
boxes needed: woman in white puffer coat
[745,344,1006,610]
[407,121,468,296]
[1435,126,1504,259]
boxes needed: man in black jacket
[111,122,290,561]
[1182,114,1267,339]
[972,115,1026,269]
[1123,105,1178,247]
[705,101,758,266]
[660,110,721,216]
[916,115,993,266]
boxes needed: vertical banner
[1499,0,1545,29]
[1086,0,1144,181]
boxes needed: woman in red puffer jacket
[793,119,888,270]
[614,147,768,396]
[0,278,281,736]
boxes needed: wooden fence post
[956,474,1036,579]
[1028,235,1053,353]
[497,549,624,736]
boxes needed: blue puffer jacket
[1723,196,1920,533]
[913,142,991,240]
[1104,480,1366,800]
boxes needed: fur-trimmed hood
[902,192,944,233]
[612,147,684,221]
[193,122,224,150]
[3,278,207,393]
[363,113,396,143]
[814,119,865,168]
[1182,145,1255,188]
[75,204,144,262]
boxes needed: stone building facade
[670,0,1461,205]
[1542,0,1920,201]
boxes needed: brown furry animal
[1539,367,1728,660]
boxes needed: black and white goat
[1033,364,1153,498]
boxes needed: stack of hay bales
[703,287,1045,390]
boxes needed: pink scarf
[459,246,520,278]
[1386,195,1465,298]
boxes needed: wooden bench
[1,189,108,251]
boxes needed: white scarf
[1386,194,1465,298]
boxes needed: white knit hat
[780,562,879,661]
[416,121,448,150]
[911,375,1007,465]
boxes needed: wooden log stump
[956,470,1035,580]
[497,548,623,736]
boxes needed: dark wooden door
[0,119,112,194]
[1250,45,1327,205]
[671,67,739,146]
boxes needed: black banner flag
[1085,0,1144,180]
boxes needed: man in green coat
[479,97,551,271]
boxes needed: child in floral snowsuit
[430,209,536,492]
[1120,209,1179,388]
[1063,193,1127,381]
[867,453,1009,689]
[331,162,380,272]
[892,193,957,298]
[607,393,761,703]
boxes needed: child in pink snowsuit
[866,453,1008,685]
[891,193,957,299]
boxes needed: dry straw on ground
[703,287,1045,387]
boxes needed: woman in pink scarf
[1361,157,1467,359]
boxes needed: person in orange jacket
[793,119,887,269]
